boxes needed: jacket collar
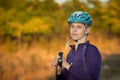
[70,41,89,51]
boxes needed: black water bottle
[58,52,63,67]
[56,52,63,80]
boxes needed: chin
[71,35,80,39]
[72,38,79,40]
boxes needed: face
[70,23,87,40]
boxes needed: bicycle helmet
[68,11,92,26]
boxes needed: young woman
[52,11,101,80]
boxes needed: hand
[51,57,58,69]
[51,56,62,75]
[51,56,71,72]
[62,58,71,70]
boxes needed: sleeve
[68,46,101,80]
[56,69,67,80]
[57,73,66,80]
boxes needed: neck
[74,36,87,51]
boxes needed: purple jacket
[57,41,101,80]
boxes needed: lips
[72,33,78,36]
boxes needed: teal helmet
[68,11,92,26]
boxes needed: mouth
[72,33,78,36]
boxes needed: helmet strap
[85,24,88,29]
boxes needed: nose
[72,27,77,32]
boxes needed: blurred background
[0,0,120,80]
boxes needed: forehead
[70,22,85,26]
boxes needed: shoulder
[88,43,99,51]
[86,43,101,57]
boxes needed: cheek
[78,29,84,34]
[77,29,85,36]
[70,29,72,34]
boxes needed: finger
[51,57,58,67]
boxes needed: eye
[70,25,74,28]
[77,25,82,28]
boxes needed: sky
[55,0,109,3]
[55,0,67,3]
